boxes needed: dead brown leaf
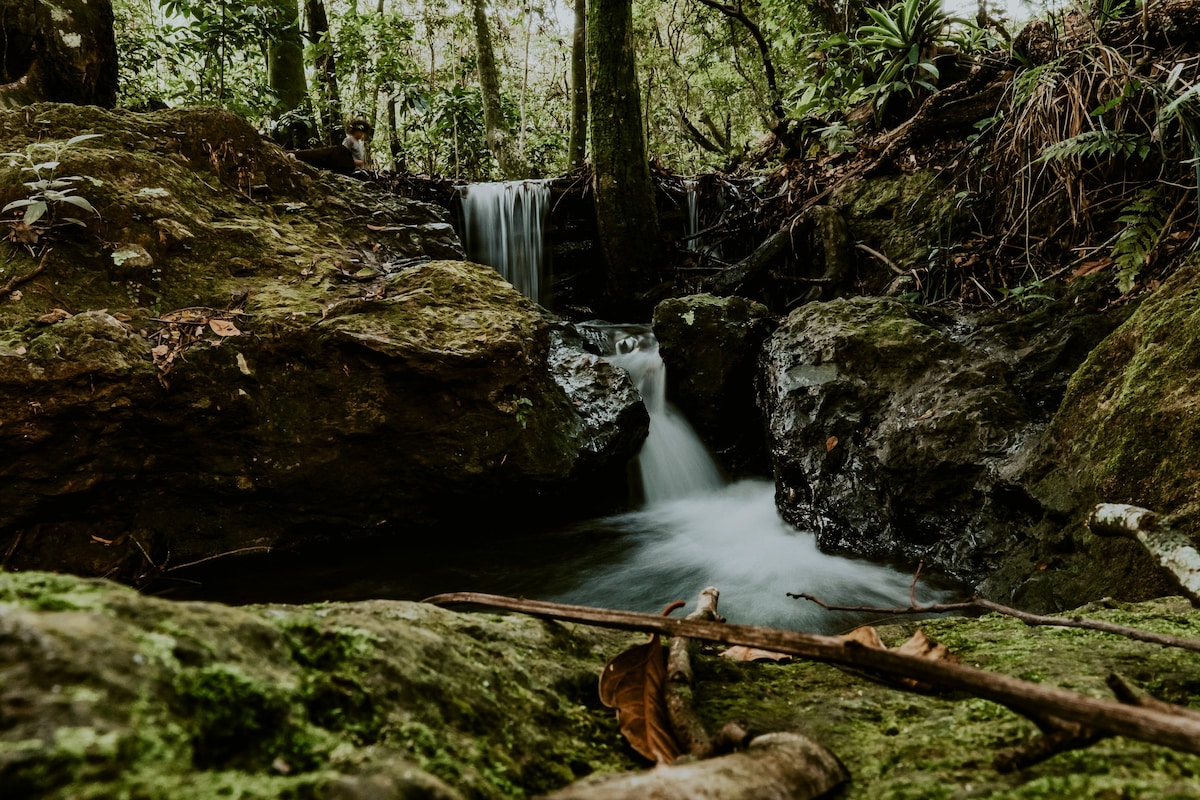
[35,308,73,325]
[836,626,958,693]
[209,319,241,337]
[598,603,686,764]
[719,645,794,663]
[825,435,838,452]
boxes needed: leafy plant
[1110,188,1169,293]
[855,0,947,122]
[1,134,104,230]
[1036,127,1151,162]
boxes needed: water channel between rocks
[174,181,953,634]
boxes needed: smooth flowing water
[458,180,550,304]
[682,178,699,251]
[532,324,950,631]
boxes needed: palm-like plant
[856,0,947,122]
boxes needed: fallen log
[538,732,847,800]
[1088,502,1200,603]
[424,592,1200,759]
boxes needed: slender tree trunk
[268,0,308,112]
[305,0,345,145]
[567,0,588,168]
[587,0,665,309]
[469,0,524,178]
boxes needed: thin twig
[165,545,272,572]
[856,242,906,275]
[0,250,50,295]
[788,593,1200,654]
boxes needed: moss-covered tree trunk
[305,0,344,146]
[0,0,118,108]
[470,0,524,178]
[586,0,663,307]
[567,0,588,168]
[267,0,309,148]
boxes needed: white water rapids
[537,325,950,631]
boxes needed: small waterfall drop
[459,180,550,304]
[603,326,722,503]
[682,179,699,251]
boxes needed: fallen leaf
[1072,257,1112,278]
[719,645,794,663]
[151,344,170,358]
[835,626,958,693]
[825,435,838,452]
[35,308,73,325]
[598,603,686,764]
[209,319,241,337]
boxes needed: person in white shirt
[342,118,373,169]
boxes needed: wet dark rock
[652,293,776,477]
[756,282,1148,606]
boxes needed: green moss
[173,664,318,772]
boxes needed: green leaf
[23,201,47,225]
[59,195,98,215]
[65,133,104,147]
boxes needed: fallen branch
[423,592,1200,759]
[1088,502,1200,603]
[790,593,1200,655]
[665,586,723,755]
[0,250,50,295]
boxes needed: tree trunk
[267,0,309,147]
[469,0,524,179]
[587,0,665,309]
[0,0,118,108]
[567,0,588,168]
[305,0,344,146]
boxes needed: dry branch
[790,592,1200,654]
[424,592,1200,759]
[0,251,50,295]
[665,586,722,755]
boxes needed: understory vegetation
[109,0,1200,306]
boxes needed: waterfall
[458,180,550,304]
[599,325,723,503]
[682,179,699,251]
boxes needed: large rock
[5,571,1200,799]
[756,294,1076,591]
[0,105,647,582]
[979,265,1200,609]
[652,293,775,476]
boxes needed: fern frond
[1037,129,1150,163]
[1111,188,1168,293]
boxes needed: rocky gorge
[3,103,1200,798]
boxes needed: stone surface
[652,293,775,477]
[0,104,647,582]
[755,284,1162,607]
[5,571,1200,799]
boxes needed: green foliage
[856,0,947,121]
[1036,128,1151,162]
[1111,188,1168,294]
[1,135,104,230]
[159,0,275,113]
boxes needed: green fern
[1037,129,1151,163]
[1111,188,1168,293]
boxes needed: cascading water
[458,180,550,304]
[606,327,722,503]
[537,324,953,630]
[682,179,699,251]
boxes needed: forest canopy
[111,0,1039,180]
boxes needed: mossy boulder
[0,104,647,583]
[832,171,962,292]
[981,263,1200,609]
[757,296,1035,586]
[5,570,1200,799]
